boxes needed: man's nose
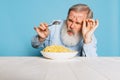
[70,23,75,29]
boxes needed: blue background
[0,0,120,56]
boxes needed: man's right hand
[34,23,50,42]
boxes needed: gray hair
[68,4,93,19]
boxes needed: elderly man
[31,3,99,57]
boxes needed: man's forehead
[68,11,87,22]
[69,11,84,16]
[68,14,84,18]
[68,11,87,19]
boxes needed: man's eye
[68,19,73,22]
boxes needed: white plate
[40,51,78,60]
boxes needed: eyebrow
[68,18,82,24]
[76,21,82,24]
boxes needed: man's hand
[82,19,99,44]
[34,23,50,42]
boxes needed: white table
[0,57,120,80]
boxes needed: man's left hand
[82,19,99,44]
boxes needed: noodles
[42,45,73,52]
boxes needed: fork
[48,20,61,27]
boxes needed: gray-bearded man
[31,3,99,57]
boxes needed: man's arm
[82,34,97,57]
[32,22,50,48]
[31,35,45,48]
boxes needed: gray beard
[61,22,82,47]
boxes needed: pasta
[42,45,74,52]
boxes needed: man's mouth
[67,30,74,36]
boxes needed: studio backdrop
[0,0,120,56]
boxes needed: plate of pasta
[40,45,78,60]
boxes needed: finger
[38,24,47,31]
[88,19,96,29]
[86,20,91,29]
[82,20,86,30]
[88,19,94,22]
[34,26,37,31]
[89,19,97,27]
[35,27,41,34]
[40,23,48,30]
[88,19,95,26]
[92,20,96,27]
[95,19,99,28]
[37,25,45,31]
[92,19,99,31]
[82,20,88,36]
[44,23,48,27]
[44,23,49,31]
[90,21,94,29]
[34,26,41,32]
[39,23,46,30]
[90,20,99,33]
